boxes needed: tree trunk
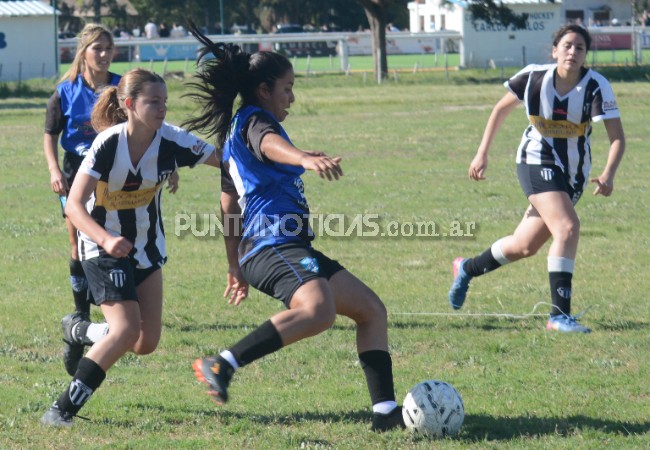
[93,0,102,23]
[358,0,389,83]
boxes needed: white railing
[58,30,463,72]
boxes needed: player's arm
[260,133,343,181]
[591,117,625,196]
[203,150,221,167]
[65,173,133,258]
[44,133,68,195]
[470,91,520,181]
[220,189,248,305]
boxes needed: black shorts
[62,152,85,186]
[58,153,85,218]
[81,254,161,305]
[517,164,583,205]
[241,242,345,307]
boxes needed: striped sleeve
[590,72,620,123]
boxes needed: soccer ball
[402,380,464,438]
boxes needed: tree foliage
[463,0,529,30]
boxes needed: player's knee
[553,217,581,243]
[518,245,539,258]
[109,326,141,353]
[358,294,387,324]
[132,338,159,355]
[309,301,336,332]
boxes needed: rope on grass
[390,302,593,320]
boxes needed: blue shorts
[241,242,345,308]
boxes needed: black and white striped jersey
[506,63,620,192]
[78,121,215,268]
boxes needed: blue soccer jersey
[222,105,313,263]
[45,73,122,156]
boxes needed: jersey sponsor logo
[191,141,208,156]
[540,168,554,181]
[110,268,126,288]
[602,100,618,112]
[95,180,162,211]
[294,177,309,209]
[529,115,588,138]
[300,256,319,274]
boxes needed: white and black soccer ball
[402,379,464,438]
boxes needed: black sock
[55,357,106,416]
[549,271,572,317]
[229,320,283,367]
[359,350,396,405]
[70,258,90,316]
[464,248,502,278]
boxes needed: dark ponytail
[182,21,293,149]
[182,22,251,149]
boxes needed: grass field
[0,72,648,449]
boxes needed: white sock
[373,400,398,415]
[547,256,575,273]
[219,350,239,370]
[86,323,109,343]
[491,238,511,266]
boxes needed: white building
[0,1,58,81]
[407,0,634,67]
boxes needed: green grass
[0,74,648,449]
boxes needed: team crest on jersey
[300,257,319,274]
[540,168,554,181]
[110,268,126,288]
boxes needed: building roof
[56,0,138,17]
[0,1,55,16]
[448,0,561,6]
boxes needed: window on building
[565,10,584,24]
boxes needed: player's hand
[300,152,343,181]
[50,169,69,196]
[469,153,488,181]
[224,266,249,306]
[591,175,614,196]
[102,236,133,258]
[167,171,179,194]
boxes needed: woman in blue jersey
[40,69,219,426]
[448,24,626,333]
[183,25,405,432]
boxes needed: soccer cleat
[192,356,234,405]
[546,314,591,333]
[371,406,406,432]
[61,312,91,376]
[40,406,74,427]
[448,257,472,310]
